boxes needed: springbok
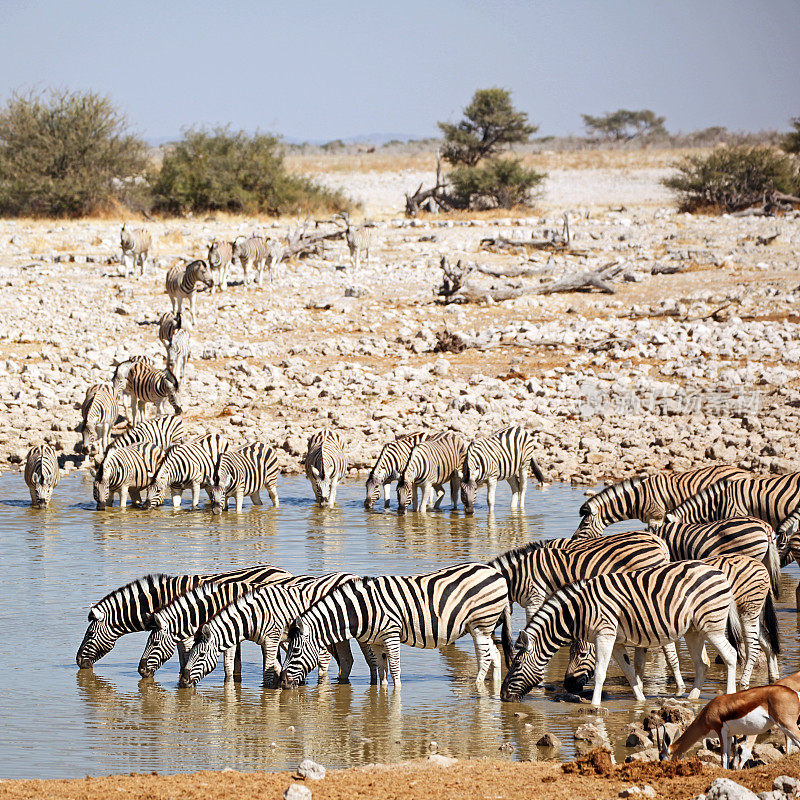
[659,678,800,768]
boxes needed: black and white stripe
[105,414,185,458]
[158,310,192,351]
[461,426,546,514]
[573,464,748,538]
[93,442,166,510]
[207,240,233,293]
[120,223,152,276]
[232,236,267,287]
[137,565,294,679]
[78,382,120,456]
[305,429,348,508]
[142,433,229,509]
[111,356,154,421]
[256,240,285,287]
[179,573,377,687]
[364,431,427,510]
[280,563,511,688]
[336,214,372,271]
[166,259,213,315]
[166,329,191,385]
[121,361,182,426]
[500,561,740,705]
[396,431,466,514]
[24,444,60,507]
[209,441,280,513]
[76,564,290,669]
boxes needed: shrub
[782,117,800,155]
[449,157,545,209]
[150,127,353,215]
[0,89,148,217]
[582,109,667,141]
[663,145,800,212]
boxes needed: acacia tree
[582,109,667,141]
[0,89,148,216]
[783,116,800,155]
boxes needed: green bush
[150,127,353,215]
[782,117,800,155]
[449,157,545,209]
[0,89,148,217]
[663,145,800,212]
[582,109,667,141]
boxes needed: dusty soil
[2,753,798,800]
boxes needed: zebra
[24,444,59,507]
[76,564,291,669]
[178,573,378,688]
[78,382,120,457]
[120,361,182,426]
[142,433,229,509]
[280,564,512,689]
[564,554,779,696]
[658,517,780,597]
[165,259,213,315]
[166,328,191,385]
[207,240,234,293]
[488,530,669,623]
[666,473,800,538]
[573,464,749,538]
[364,431,427,510]
[232,236,267,287]
[120,223,152,276]
[396,431,466,514]
[500,561,741,706]
[93,442,166,510]
[111,356,154,420]
[461,426,546,514]
[105,415,185,458]
[138,567,296,679]
[336,213,371,271]
[256,240,285,287]
[209,441,280,513]
[158,310,192,351]
[305,429,348,508]
[780,528,800,605]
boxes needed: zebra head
[563,639,595,694]
[459,463,479,515]
[141,472,166,509]
[29,469,52,507]
[207,241,221,268]
[364,469,383,510]
[279,620,318,688]
[572,514,605,540]
[138,614,178,678]
[499,629,547,702]
[178,624,222,687]
[76,607,117,668]
[396,473,413,515]
[209,464,233,515]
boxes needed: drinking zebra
[120,223,152,277]
[280,563,511,689]
[364,431,427,510]
[138,567,297,679]
[305,429,348,508]
[232,236,267,287]
[166,329,191,385]
[209,441,280,513]
[104,414,185,458]
[78,382,120,457]
[119,361,182,426]
[573,464,748,538]
[666,473,800,537]
[24,444,60,507]
[142,433,229,509]
[564,554,779,696]
[207,240,234,293]
[500,561,740,706]
[461,426,546,514]
[257,240,285,287]
[166,259,213,315]
[76,564,291,669]
[396,431,466,514]
[92,442,166,510]
[178,573,378,688]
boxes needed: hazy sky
[2,0,798,142]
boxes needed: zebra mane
[93,573,181,611]
[149,579,226,626]
[578,476,645,517]
[493,538,560,563]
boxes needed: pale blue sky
[2,0,798,142]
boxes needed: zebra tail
[500,602,514,668]
[530,457,545,483]
[725,597,743,651]
[764,538,781,599]
[760,592,781,655]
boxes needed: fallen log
[537,261,623,294]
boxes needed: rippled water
[1,472,799,779]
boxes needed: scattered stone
[427,753,457,767]
[704,778,759,800]
[773,777,799,796]
[296,759,325,781]
[284,783,312,800]
[620,786,656,798]
[536,732,561,749]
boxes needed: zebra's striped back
[232,236,267,285]
[166,328,191,384]
[574,464,747,538]
[138,563,293,676]
[345,224,371,269]
[126,361,181,414]
[93,442,166,509]
[208,240,233,293]
[305,428,348,506]
[209,442,280,512]
[659,517,773,562]
[166,260,213,299]
[120,225,151,257]
[24,444,59,507]
[364,431,427,510]
[106,415,185,458]
[79,383,119,455]
[397,431,465,512]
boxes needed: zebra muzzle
[138,659,154,678]
[177,669,195,688]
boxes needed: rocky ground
[2,148,799,489]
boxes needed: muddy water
[1,473,798,779]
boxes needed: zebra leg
[317,647,331,683]
[411,484,419,512]
[329,478,339,506]
[469,624,501,685]
[358,641,379,685]
[331,640,354,683]
[662,642,686,695]
[119,486,129,508]
[250,491,262,507]
[738,616,760,689]
[760,625,779,682]
[267,481,279,508]
[191,482,201,509]
[487,477,498,511]
[518,467,528,509]
[506,477,518,510]
[721,728,732,770]
[612,643,645,701]
[171,491,182,508]
[383,482,391,509]
[419,483,431,513]
[223,643,242,680]
[450,474,460,511]
[370,643,389,685]
[684,629,710,699]
[189,292,197,316]
[382,635,402,688]
[633,647,646,682]
[235,489,244,513]
[706,629,738,695]
[177,638,189,670]
[591,634,616,706]
[431,483,445,510]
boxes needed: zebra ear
[200,623,212,640]
[31,472,41,484]
[89,607,105,621]
[517,630,532,652]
